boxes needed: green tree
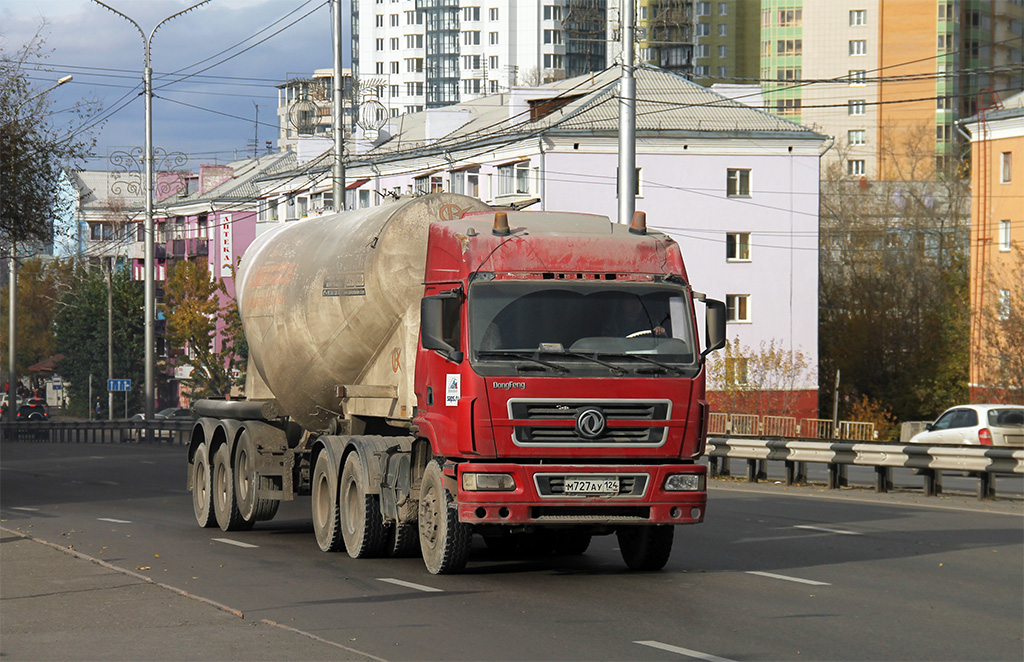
[0,257,71,380]
[54,266,144,416]
[819,144,970,423]
[1,27,99,253]
[164,259,243,399]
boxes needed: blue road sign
[108,379,132,392]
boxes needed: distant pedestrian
[94,398,102,417]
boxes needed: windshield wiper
[591,352,685,375]
[538,349,627,376]
[476,350,568,374]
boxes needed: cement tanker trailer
[188,193,726,574]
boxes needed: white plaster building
[255,65,827,416]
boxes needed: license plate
[563,476,620,495]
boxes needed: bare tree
[707,336,815,418]
[973,244,1024,403]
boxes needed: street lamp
[7,75,73,421]
[90,0,210,420]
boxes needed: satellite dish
[288,98,318,135]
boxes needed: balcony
[167,238,210,258]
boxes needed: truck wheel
[617,525,673,571]
[212,443,252,532]
[340,453,389,558]
[390,523,420,558]
[233,431,279,523]
[312,452,344,552]
[191,442,216,528]
[418,460,471,574]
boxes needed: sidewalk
[0,533,379,661]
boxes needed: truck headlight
[664,474,704,491]
[462,472,516,491]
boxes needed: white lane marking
[634,641,736,662]
[377,577,443,593]
[794,525,862,536]
[10,507,39,511]
[97,518,132,524]
[746,571,830,586]
[140,461,156,465]
[97,480,119,486]
[213,538,258,549]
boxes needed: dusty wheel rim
[193,458,208,511]
[215,461,228,512]
[237,447,252,503]
[314,471,331,531]
[419,483,439,549]
[342,472,360,537]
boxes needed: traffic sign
[108,379,132,392]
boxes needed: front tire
[312,451,344,552]
[191,442,216,528]
[617,525,673,571]
[418,460,471,574]
[339,452,389,558]
[212,443,251,532]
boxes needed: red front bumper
[455,463,707,526]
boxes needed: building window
[390,37,399,50]
[375,14,383,27]
[775,98,801,115]
[543,5,561,20]
[376,38,384,51]
[726,232,751,261]
[776,39,802,56]
[489,32,499,45]
[498,161,530,196]
[462,6,479,21]
[777,68,801,81]
[390,61,399,74]
[936,123,952,142]
[718,45,728,58]
[848,159,865,176]
[849,99,866,115]
[463,31,480,45]
[727,168,751,197]
[390,13,399,26]
[848,129,867,145]
[937,3,952,20]
[726,294,750,322]
[696,23,710,36]
[695,44,710,58]
[1000,220,1012,251]
[197,215,208,238]
[491,7,500,20]
[849,40,867,56]
[544,29,563,45]
[937,33,952,52]
[849,70,866,85]
[937,96,953,111]
[696,2,710,16]
[1001,152,1012,183]
[850,9,867,26]
[489,55,498,69]
[694,65,709,77]
[719,2,728,15]
[726,357,749,385]
[718,66,728,78]
[777,9,802,26]
[718,23,727,36]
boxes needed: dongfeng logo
[575,407,607,439]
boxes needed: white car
[909,404,1024,447]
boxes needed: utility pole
[332,0,346,211]
[617,0,637,225]
[107,258,114,420]
[91,0,210,421]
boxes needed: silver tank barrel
[236,194,490,431]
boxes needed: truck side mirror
[420,295,463,363]
[701,298,726,360]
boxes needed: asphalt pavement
[0,531,378,661]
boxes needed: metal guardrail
[707,436,1024,500]
[0,420,193,445]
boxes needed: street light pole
[7,75,72,421]
[332,0,346,211]
[90,0,210,420]
[617,0,637,225]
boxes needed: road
[2,441,1022,661]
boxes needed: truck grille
[509,399,671,446]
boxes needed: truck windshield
[468,280,697,371]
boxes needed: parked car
[16,402,48,421]
[130,407,197,422]
[909,404,1024,447]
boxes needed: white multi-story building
[354,0,610,115]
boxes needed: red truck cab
[415,210,725,568]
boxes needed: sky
[3,0,347,169]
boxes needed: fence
[708,413,873,441]
[0,420,194,445]
[707,436,1024,500]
